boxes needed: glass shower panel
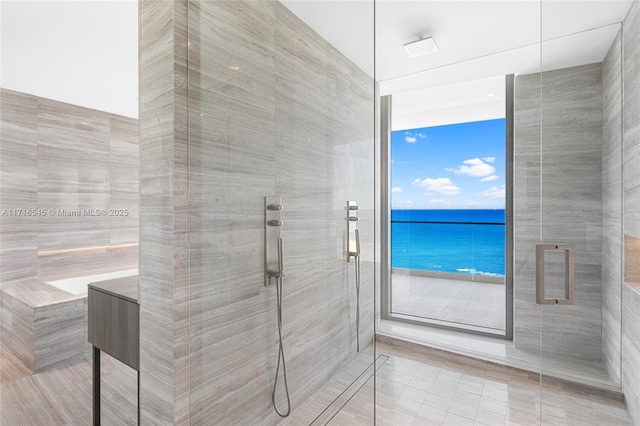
[539,2,624,421]
[186,0,375,424]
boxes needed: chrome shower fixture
[265,197,284,285]
[347,201,360,262]
[264,196,290,417]
[347,201,361,352]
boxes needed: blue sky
[391,118,506,210]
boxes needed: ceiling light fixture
[403,36,438,57]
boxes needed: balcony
[390,215,506,334]
[391,269,505,332]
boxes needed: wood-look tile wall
[622,284,640,425]
[622,0,640,423]
[602,29,623,384]
[138,0,190,424]
[0,88,139,284]
[186,1,375,424]
[0,89,38,284]
[514,64,604,360]
[515,2,640,421]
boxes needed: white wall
[0,0,138,118]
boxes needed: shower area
[1,0,639,424]
[116,0,640,423]
[138,0,377,423]
[375,0,640,423]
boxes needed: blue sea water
[391,209,505,277]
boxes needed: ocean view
[391,209,505,276]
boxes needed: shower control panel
[347,201,360,262]
[265,196,283,285]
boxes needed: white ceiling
[386,21,622,130]
[282,0,632,129]
[1,1,632,122]
[283,0,631,85]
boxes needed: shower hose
[354,250,361,353]
[271,274,291,417]
[353,228,361,353]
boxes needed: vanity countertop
[88,276,138,304]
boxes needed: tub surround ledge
[0,280,88,372]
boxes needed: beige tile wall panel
[138,0,190,423]
[0,89,39,284]
[109,115,139,245]
[185,1,374,424]
[601,29,623,384]
[622,285,640,425]
[622,1,640,425]
[0,87,139,284]
[623,0,640,240]
[514,64,604,360]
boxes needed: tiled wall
[601,30,623,383]
[622,286,640,425]
[622,0,640,423]
[138,0,374,423]
[514,3,640,419]
[186,1,375,424]
[0,89,38,284]
[514,64,604,360]
[137,0,190,423]
[0,88,139,284]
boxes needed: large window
[382,76,513,337]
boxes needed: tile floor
[377,320,616,388]
[327,340,633,426]
[1,337,633,425]
[0,342,137,425]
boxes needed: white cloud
[413,177,461,195]
[404,131,427,144]
[411,178,421,185]
[429,199,448,205]
[391,187,403,193]
[477,185,505,199]
[483,157,496,163]
[446,157,495,178]
[480,175,498,182]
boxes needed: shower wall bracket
[347,201,360,262]
[265,196,283,286]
